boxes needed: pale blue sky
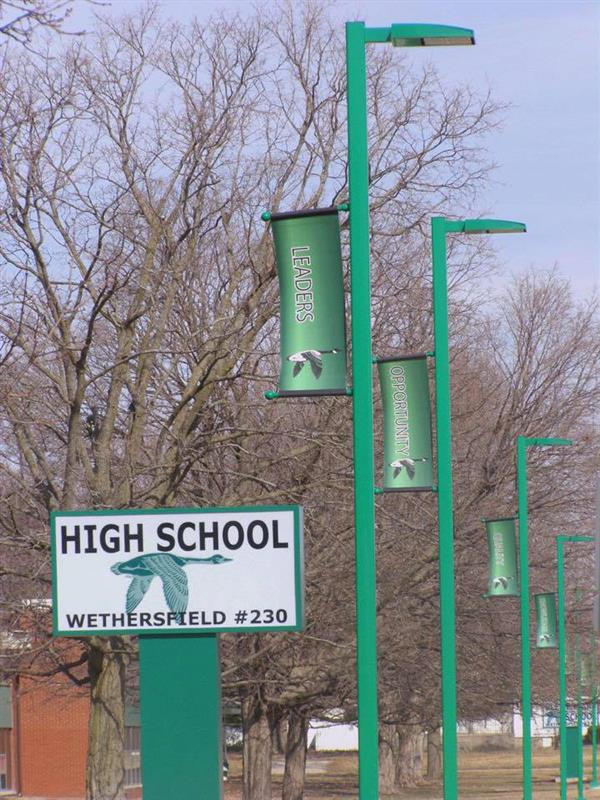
[67,0,599,297]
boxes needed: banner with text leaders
[269,208,347,395]
[377,355,433,491]
[534,592,557,648]
[484,517,519,597]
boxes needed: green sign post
[534,592,558,648]
[484,517,519,597]
[139,635,223,798]
[377,355,433,491]
[51,505,304,800]
[266,207,347,396]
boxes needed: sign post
[51,505,304,798]
[139,634,223,799]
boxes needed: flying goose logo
[492,576,514,590]
[287,349,340,379]
[389,457,428,480]
[538,633,552,644]
[111,553,231,613]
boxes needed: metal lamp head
[526,436,572,448]
[462,219,527,235]
[390,23,475,47]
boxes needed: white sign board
[51,505,303,635]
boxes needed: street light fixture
[391,24,475,47]
[516,436,572,800]
[431,216,525,799]
[345,25,474,800]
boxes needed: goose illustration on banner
[492,576,515,591]
[287,348,341,379]
[389,457,429,480]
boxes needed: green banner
[580,652,594,689]
[377,355,433,491]
[484,517,519,597]
[269,208,347,395]
[534,592,557,648]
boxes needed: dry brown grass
[224,747,600,799]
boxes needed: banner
[269,208,347,395]
[534,592,557,648]
[377,355,433,491]
[580,653,593,689]
[484,517,519,597]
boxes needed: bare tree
[4,3,592,799]
[0,0,93,45]
[371,269,599,790]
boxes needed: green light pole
[576,632,585,800]
[593,477,600,791]
[556,535,593,800]
[591,690,599,789]
[516,435,572,800]
[591,645,600,791]
[345,25,474,800]
[431,217,525,797]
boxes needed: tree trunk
[86,638,126,800]
[426,727,442,780]
[379,723,399,795]
[282,710,308,800]
[274,714,288,754]
[242,692,273,800]
[394,724,423,788]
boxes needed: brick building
[0,675,140,798]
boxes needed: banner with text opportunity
[378,355,433,491]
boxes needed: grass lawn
[224,746,600,799]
